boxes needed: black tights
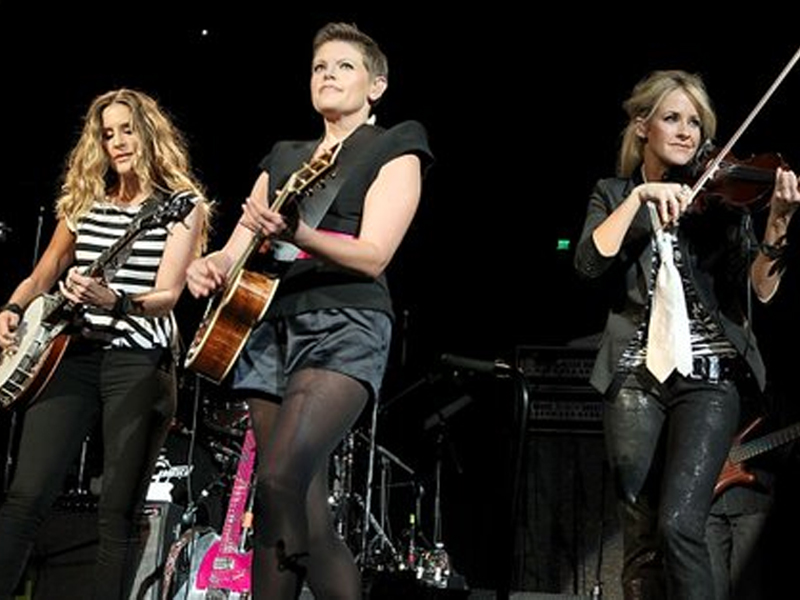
[248,367,368,600]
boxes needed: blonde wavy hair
[617,70,717,178]
[56,88,210,245]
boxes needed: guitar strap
[269,123,383,261]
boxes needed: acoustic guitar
[0,192,198,409]
[714,415,800,498]
[184,144,340,384]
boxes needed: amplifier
[527,386,603,432]
[130,501,182,600]
[515,346,602,432]
[30,500,181,600]
[515,345,596,385]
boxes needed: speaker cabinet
[30,500,180,600]
[30,503,98,599]
[514,432,622,598]
[129,501,181,600]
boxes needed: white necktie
[645,206,693,382]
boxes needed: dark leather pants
[604,371,740,600]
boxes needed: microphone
[440,353,513,375]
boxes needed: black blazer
[574,172,766,395]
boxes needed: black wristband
[0,303,24,318]
[111,291,134,318]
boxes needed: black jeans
[706,509,770,600]
[604,369,740,600]
[0,343,175,600]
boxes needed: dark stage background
[2,4,800,597]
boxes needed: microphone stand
[4,206,45,493]
[498,364,529,600]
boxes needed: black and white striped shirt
[69,192,196,351]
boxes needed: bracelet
[111,290,135,318]
[760,238,788,261]
[0,303,24,318]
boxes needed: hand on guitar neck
[0,192,198,409]
[184,145,341,384]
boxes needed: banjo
[0,191,197,409]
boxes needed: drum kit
[155,384,465,598]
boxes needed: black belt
[688,355,740,383]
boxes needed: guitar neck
[218,428,257,554]
[225,145,340,280]
[228,232,268,284]
[48,200,177,319]
[729,422,800,464]
[43,224,146,320]
[83,222,147,279]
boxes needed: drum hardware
[329,430,404,571]
[201,399,249,439]
[205,438,242,472]
[329,432,356,540]
[57,434,101,511]
[180,475,229,528]
[72,435,92,496]
[325,402,422,573]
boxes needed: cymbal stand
[368,439,417,569]
[432,427,446,548]
[330,432,353,540]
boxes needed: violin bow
[688,44,800,204]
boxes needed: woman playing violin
[574,69,799,600]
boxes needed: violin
[671,43,800,214]
[669,145,786,214]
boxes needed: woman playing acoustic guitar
[0,88,209,600]
[185,22,432,599]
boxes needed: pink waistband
[296,230,355,259]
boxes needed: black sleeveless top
[257,120,433,321]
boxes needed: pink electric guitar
[165,427,256,599]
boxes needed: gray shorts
[232,307,392,401]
